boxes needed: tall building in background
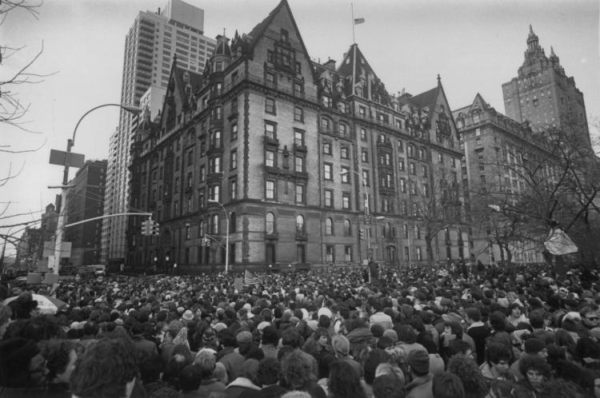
[502,26,589,145]
[102,0,216,266]
[65,160,107,267]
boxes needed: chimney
[324,58,336,71]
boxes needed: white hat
[318,307,332,319]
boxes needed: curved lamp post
[208,199,230,273]
[52,103,141,275]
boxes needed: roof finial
[437,74,441,86]
[529,24,534,34]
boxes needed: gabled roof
[453,93,490,118]
[243,0,312,63]
[337,44,391,105]
[158,59,203,129]
[409,86,438,109]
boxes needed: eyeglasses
[587,317,599,321]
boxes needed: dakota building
[126,0,467,272]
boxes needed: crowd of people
[0,261,600,398]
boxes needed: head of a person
[332,335,350,358]
[489,312,507,332]
[508,303,523,318]
[374,362,405,385]
[261,326,279,346]
[447,340,473,360]
[432,372,465,398]
[485,343,512,376]
[257,357,281,387]
[447,355,489,398]
[193,349,216,379]
[519,355,551,391]
[372,373,405,398]
[0,337,46,388]
[70,338,139,398]
[45,339,78,385]
[465,308,482,324]
[281,328,304,349]
[523,338,547,359]
[396,324,417,344]
[313,327,330,347]
[241,359,260,385]
[327,360,367,398]
[364,349,391,385]
[581,306,599,329]
[529,309,545,329]
[407,349,430,378]
[282,351,312,389]
[179,364,202,392]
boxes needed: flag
[544,227,578,255]
[244,270,262,286]
[354,18,365,25]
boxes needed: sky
[1,0,599,256]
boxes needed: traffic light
[359,229,364,240]
[151,221,160,236]
[141,220,151,235]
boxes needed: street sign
[49,149,86,168]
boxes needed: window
[339,124,347,137]
[359,106,366,117]
[265,122,276,139]
[399,157,405,171]
[209,130,221,149]
[422,165,428,177]
[401,201,407,215]
[382,198,390,212]
[418,148,425,160]
[416,247,422,261]
[361,149,368,163]
[230,179,237,200]
[345,246,353,262]
[293,82,303,96]
[295,156,304,172]
[187,172,193,188]
[325,190,333,207]
[296,215,305,234]
[321,117,331,131]
[438,153,443,164]
[404,246,410,261]
[230,149,237,170]
[175,177,180,193]
[294,130,304,146]
[211,214,219,234]
[323,141,332,155]
[451,157,456,168]
[281,28,289,43]
[400,178,406,193]
[208,185,220,202]
[198,190,205,209]
[423,183,429,197]
[415,225,421,239]
[409,162,416,175]
[295,184,305,204]
[325,218,334,235]
[340,167,349,183]
[209,156,221,173]
[403,224,409,239]
[294,107,304,123]
[266,150,275,167]
[407,145,414,158]
[341,146,349,159]
[265,98,276,114]
[266,72,276,86]
[231,123,238,140]
[266,180,275,199]
[360,128,367,141]
[326,245,335,262]
[342,192,350,209]
[398,140,404,152]
[266,212,275,234]
[185,224,191,240]
[324,163,332,180]
[344,219,351,236]
[362,170,370,186]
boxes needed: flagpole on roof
[351,3,355,44]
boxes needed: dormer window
[281,29,289,43]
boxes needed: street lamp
[340,170,371,261]
[52,103,141,275]
[208,199,230,273]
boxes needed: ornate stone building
[127,0,467,272]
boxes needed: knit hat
[524,338,546,354]
[407,349,430,375]
[236,330,253,344]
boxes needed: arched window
[325,218,334,235]
[296,215,305,234]
[266,212,275,234]
[344,219,351,236]
[339,123,348,137]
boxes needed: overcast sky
[1,0,598,256]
